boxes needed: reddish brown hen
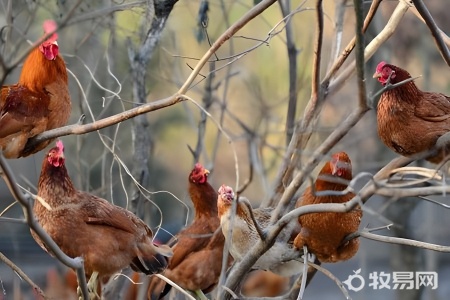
[147,163,225,299]
[218,185,303,277]
[241,270,289,297]
[293,152,362,263]
[0,20,71,158]
[32,141,172,297]
[374,61,450,163]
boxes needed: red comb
[332,152,350,162]
[42,20,58,43]
[56,140,64,152]
[219,184,233,195]
[376,61,386,73]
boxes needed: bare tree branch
[265,0,382,207]
[24,94,187,148]
[0,252,46,299]
[328,0,412,95]
[353,0,368,109]
[407,2,450,48]
[323,0,382,83]
[350,230,450,252]
[127,0,178,216]
[411,0,450,66]
[279,0,300,145]
[178,0,278,94]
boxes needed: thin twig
[411,0,450,66]
[4,0,84,75]
[323,0,382,83]
[406,1,450,48]
[351,230,450,252]
[0,252,46,299]
[328,0,412,95]
[177,0,277,94]
[153,274,196,300]
[265,0,382,208]
[311,0,323,103]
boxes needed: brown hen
[293,152,362,263]
[32,141,172,297]
[374,61,450,163]
[241,270,289,297]
[148,163,225,299]
[0,20,71,158]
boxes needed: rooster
[374,61,450,163]
[32,141,172,298]
[218,185,303,277]
[293,152,362,263]
[0,20,71,158]
[148,163,226,299]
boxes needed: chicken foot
[193,289,208,300]
[78,272,100,300]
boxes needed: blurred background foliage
[1,0,450,299]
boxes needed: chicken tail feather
[131,252,168,275]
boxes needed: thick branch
[25,94,187,149]
[353,0,368,109]
[127,0,178,215]
[279,0,299,145]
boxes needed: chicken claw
[77,271,100,300]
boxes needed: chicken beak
[373,71,381,78]
[204,169,210,176]
[331,161,349,176]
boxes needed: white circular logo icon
[343,268,365,292]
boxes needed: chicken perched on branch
[0,20,71,158]
[241,270,289,297]
[32,141,172,298]
[218,185,303,277]
[293,152,362,263]
[148,163,226,299]
[374,61,450,163]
